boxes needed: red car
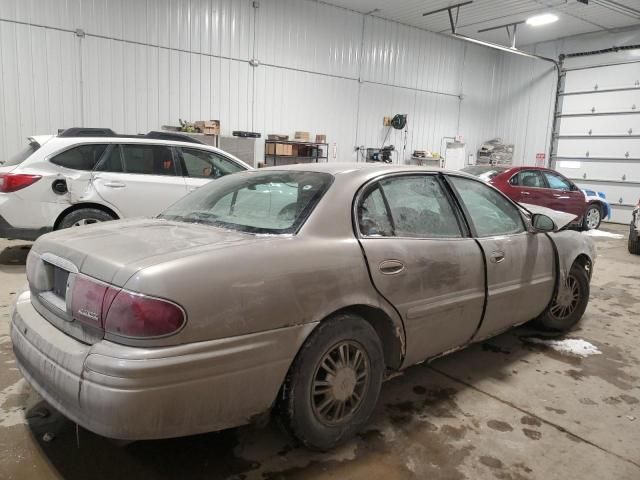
[462,166,593,229]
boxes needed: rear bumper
[0,215,51,240]
[11,290,315,440]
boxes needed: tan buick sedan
[11,163,595,450]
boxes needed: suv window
[181,148,244,179]
[120,145,176,176]
[543,171,572,190]
[450,176,525,237]
[51,144,108,170]
[511,170,545,188]
[95,145,124,172]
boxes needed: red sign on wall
[535,153,546,167]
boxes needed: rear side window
[50,144,108,170]
[358,175,462,238]
[510,170,545,188]
[4,142,39,166]
[181,148,244,179]
[120,145,176,176]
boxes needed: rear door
[541,170,586,219]
[356,173,485,366]
[178,147,246,193]
[447,175,555,338]
[508,169,547,205]
[93,144,188,218]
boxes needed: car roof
[261,162,474,177]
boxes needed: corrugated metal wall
[0,0,549,167]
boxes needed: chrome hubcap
[550,274,580,320]
[311,341,369,425]
[72,218,102,227]
[586,207,600,229]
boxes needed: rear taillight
[70,275,185,338]
[70,276,118,329]
[0,173,42,193]
[104,291,186,338]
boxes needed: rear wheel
[534,263,590,332]
[583,203,602,230]
[279,314,384,451]
[629,223,640,255]
[58,208,116,229]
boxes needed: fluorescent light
[526,13,559,26]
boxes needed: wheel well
[332,305,404,370]
[54,203,120,230]
[573,254,593,280]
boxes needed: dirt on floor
[0,225,639,480]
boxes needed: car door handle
[552,193,562,198]
[103,182,126,188]
[521,191,530,195]
[379,260,405,275]
[490,251,505,263]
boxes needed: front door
[447,175,555,338]
[541,170,586,219]
[93,144,188,218]
[356,174,485,366]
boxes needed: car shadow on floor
[0,244,31,266]
[23,325,564,480]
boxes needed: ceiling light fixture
[526,13,559,26]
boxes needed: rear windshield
[159,170,334,234]
[461,166,507,182]
[3,142,39,167]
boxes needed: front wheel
[533,263,590,332]
[279,314,384,451]
[583,204,602,230]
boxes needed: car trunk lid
[28,218,268,344]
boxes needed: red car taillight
[70,275,185,338]
[0,173,42,193]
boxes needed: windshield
[159,170,334,234]
[461,166,506,182]
[3,141,39,166]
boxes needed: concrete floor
[0,225,639,480]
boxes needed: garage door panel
[556,138,640,158]
[556,160,640,183]
[564,63,640,93]
[559,113,640,136]
[561,90,640,114]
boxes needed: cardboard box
[294,131,310,142]
[267,134,289,141]
[195,120,220,136]
[266,143,293,156]
[315,134,326,143]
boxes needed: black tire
[582,203,602,230]
[534,263,590,332]
[629,223,640,255]
[58,208,116,229]
[279,314,384,451]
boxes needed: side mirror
[531,213,556,233]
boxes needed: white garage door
[553,53,640,224]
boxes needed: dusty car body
[11,163,596,449]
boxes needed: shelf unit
[264,140,328,166]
